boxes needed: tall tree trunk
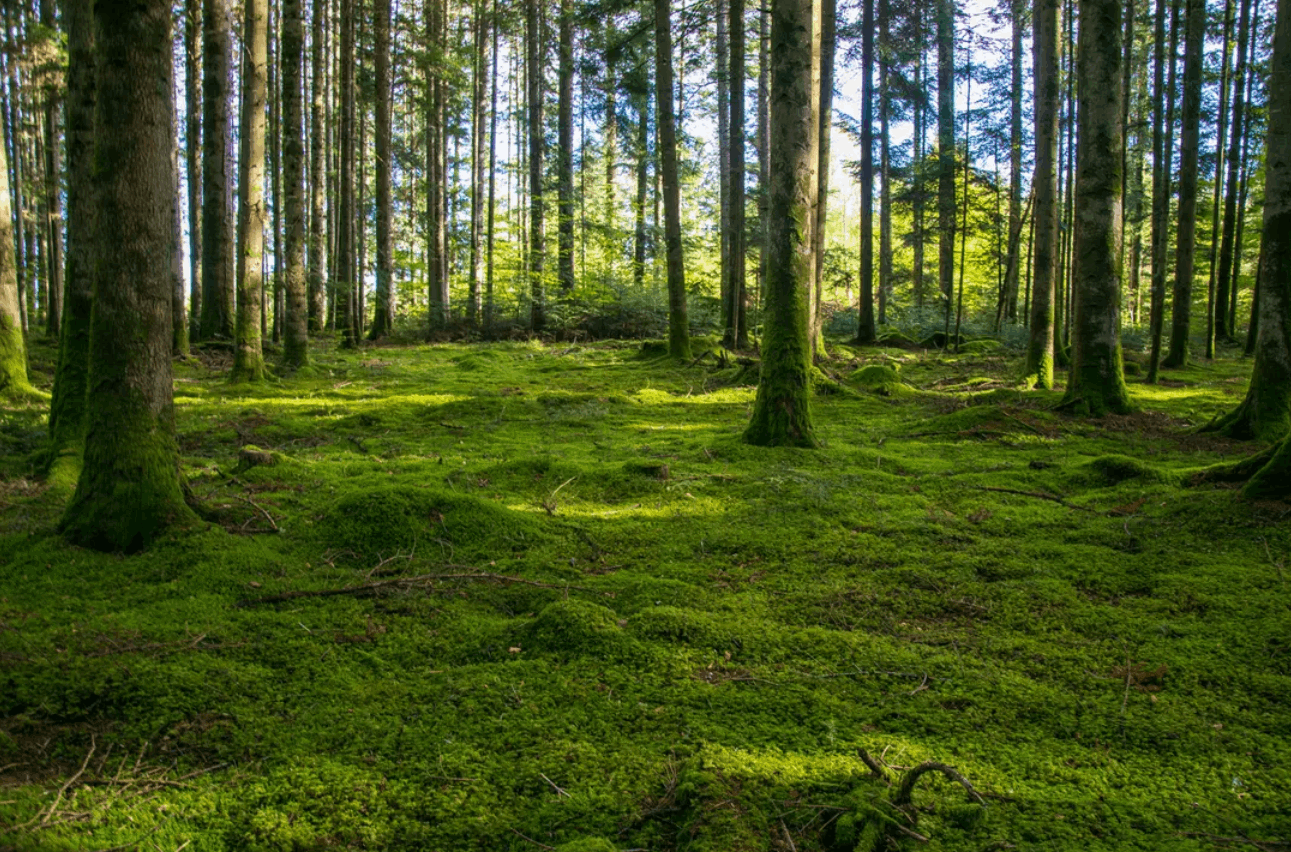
[282,0,310,363]
[936,0,956,312]
[337,0,356,346]
[232,0,268,380]
[1003,0,1024,323]
[878,0,891,327]
[40,0,63,339]
[1205,0,1234,355]
[634,92,649,290]
[913,0,926,308]
[184,0,202,343]
[1148,0,1182,381]
[526,0,545,330]
[1216,0,1253,343]
[200,0,235,341]
[466,0,487,328]
[1026,0,1061,387]
[557,0,576,295]
[856,0,876,345]
[1162,0,1206,368]
[62,0,196,550]
[603,26,617,269]
[731,0,748,347]
[655,0,691,358]
[2,4,28,337]
[745,0,819,447]
[718,0,732,347]
[46,0,94,459]
[1061,0,1131,414]
[269,1,283,345]
[757,0,770,308]
[308,0,327,332]
[485,0,499,335]
[0,105,29,396]
[369,0,393,338]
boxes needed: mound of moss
[319,485,546,561]
[847,363,910,397]
[525,599,628,658]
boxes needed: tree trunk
[46,0,94,456]
[0,106,29,396]
[1027,0,1058,389]
[878,0,892,327]
[200,0,235,342]
[233,0,269,380]
[185,0,202,343]
[61,0,197,550]
[718,0,732,346]
[1216,0,1253,344]
[856,0,876,345]
[745,0,818,447]
[308,0,327,332]
[526,0,545,330]
[557,0,576,296]
[1061,0,1132,415]
[757,0,770,308]
[655,0,691,358]
[39,0,63,340]
[466,0,487,328]
[634,92,649,291]
[1162,0,1206,368]
[1148,0,1182,381]
[281,0,310,363]
[1003,0,1024,323]
[731,0,748,348]
[913,0,926,308]
[936,0,956,312]
[485,0,499,335]
[367,0,393,339]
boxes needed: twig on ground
[33,736,95,827]
[971,486,1101,513]
[780,819,798,852]
[238,568,605,606]
[232,494,280,532]
[509,828,555,850]
[540,773,571,798]
[892,761,986,807]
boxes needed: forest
[0,0,1290,846]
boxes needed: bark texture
[655,0,691,359]
[282,0,310,363]
[233,0,268,381]
[1025,0,1060,388]
[200,0,235,341]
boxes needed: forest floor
[0,336,1288,852]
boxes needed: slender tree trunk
[39,0,63,339]
[1004,0,1024,323]
[913,0,926,308]
[200,0,235,342]
[282,0,310,364]
[2,6,27,337]
[62,0,197,550]
[526,0,546,330]
[232,0,268,379]
[745,0,819,447]
[757,0,770,308]
[1026,0,1061,387]
[718,0,732,345]
[878,0,892,327]
[368,0,393,338]
[1148,0,1182,381]
[856,0,876,345]
[732,0,749,347]
[336,0,356,346]
[466,0,487,328]
[269,2,283,345]
[953,53,971,350]
[485,0,499,335]
[46,0,94,457]
[185,0,202,343]
[603,29,617,268]
[1162,0,1206,368]
[1205,0,1235,356]
[1062,0,1131,414]
[308,0,327,332]
[0,104,29,396]
[655,0,691,358]
[936,0,956,313]
[557,0,575,296]
[634,92,649,291]
[1216,0,1253,344]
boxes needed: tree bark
[744,0,818,447]
[1003,0,1024,323]
[184,0,202,343]
[1162,0,1207,368]
[878,0,892,327]
[936,0,956,312]
[61,0,197,550]
[557,0,576,296]
[526,0,546,330]
[39,0,63,340]
[233,0,269,380]
[1148,0,1182,381]
[0,103,29,397]
[200,0,235,342]
[731,0,748,348]
[1215,0,1253,344]
[1060,0,1132,415]
[1026,0,1061,387]
[466,0,487,328]
[634,91,649,291]
[856,0,876,345]
[337,0,356,346]
[368,0,394,339]
[308,0,327,332]
[281,0,310,363]
[655,0,691,358]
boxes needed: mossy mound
[319,485,546,561]
[957,338,1004,354]
[847,363,911,397]
[524,599,626,656]
[1079,454,1176,487]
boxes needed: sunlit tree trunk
[1061,0,1132,415]
[655,0,691,358]
[0,121,29,397]
[282,0,310,363]
[232,0,268,380]
[1026,0,1059,387]
[527,0,546,330]
[200,0,235,342]
[308,0,327,332]
[61,0,196,550]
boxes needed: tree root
[842,753,986,851]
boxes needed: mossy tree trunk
[814,0,838,354]
[1161,0,1206,369]
[232,0,268,381]
[61,0,197,551]
[1025,0,1060,388]
[1207,0,1291,441]
[46,0,94,465]
[282,0,310,364]
[0,125,31,397]
[200,0,235,342]
[655,0,691,360]
[744,0,819,448]
[1060,0,1132,415]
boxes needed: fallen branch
[233,495,280,533]
[238,569,605,606]
[892,761,986,808]
[970,485,1101,513]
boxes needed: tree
[0,126,31,398]
[467,0,488,328]
[369,0,393,339]
[1147,0,1182,381]
[200,0,235,342]
[557,0,576,296]
[1215,0,1254,343]
[1002,0,1025,323]
[232,0,269,381]
[937,0,956,312]
[855,0,876,345]
[729,0,748,348]
[337,0,357,346]
[1060,0,1132,415]
[745,0,818,447]
[1161,0,1206,368]
[39,0,63,340]
[1025,0,1060,388]
[61,0,197,550]
[308,0,327,332]
[655,0,691,359]
[281,0,310,363]
[526,0,546,331]
[184,0,202,342]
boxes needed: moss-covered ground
[1,337,1288,851]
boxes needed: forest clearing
[1,337,1288,851]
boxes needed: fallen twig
[233,494,280,533]
[509,828,555,850]
[34,736,95,827]
[540,773,571,798]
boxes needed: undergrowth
[0,337,1288,851]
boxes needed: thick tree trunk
[1061,0,1132,415]
[1026,0,1061,388]
[368,0,393,339]
[1162,0,1207,368]
[745,0,818,448]
[233,0,269,380]
[936,0,956,312]
[282,0,310,364]
[526,0,545,330]
[200,0,235,342]
[61,0,196,550]
[655,0,691,359]
[856,0,876,345]
[46,0,94,459]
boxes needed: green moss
[1078,454,1176,486]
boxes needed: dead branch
[233,495,280,532]
[892,761,986,808]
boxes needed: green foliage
[1,339,1289,851]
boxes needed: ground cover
[0,337,1288,851]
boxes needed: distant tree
[61,0,197,550]
[745,0,818,448]
[729,0,748,348]
[937,0,956,312]
[855,0,876,345]
[527,0,546,330]
[557,0,576,296]
[1215,0,1254,343]
[39,0,63,339]
[1147,0,1182,382]
[1060,0,1132,415]
[308,0,327,332]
